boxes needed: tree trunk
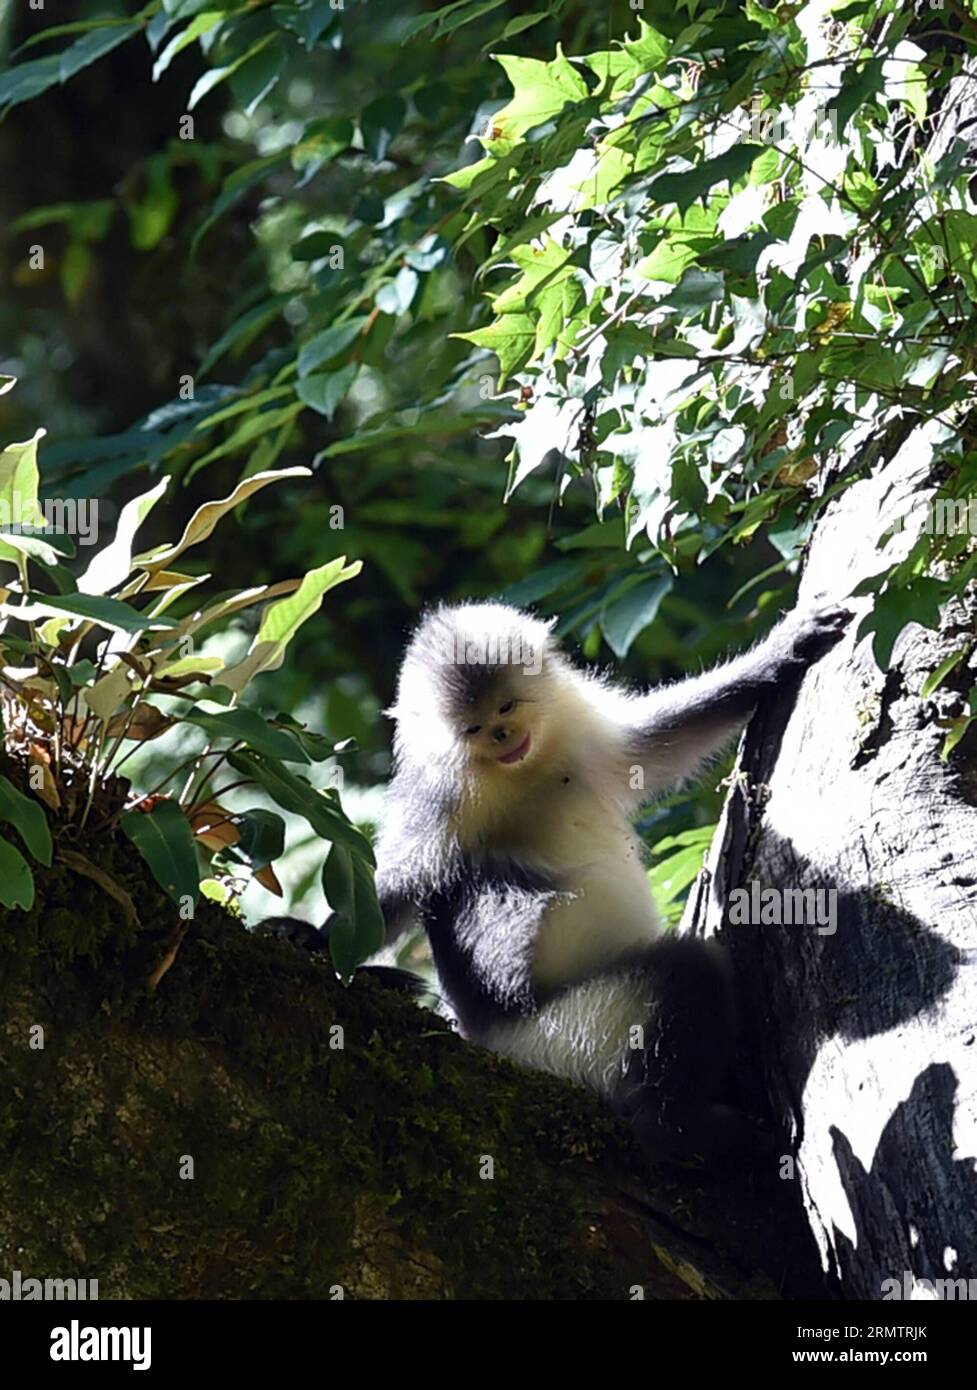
[682,429,977,1299]
[679,48,977,1299]
[1,837,800,1301]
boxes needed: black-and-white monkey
[370,599,848,1162]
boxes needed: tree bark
[682,428,977,1299]
[678,47,977,1300]
[1,838,801,1301]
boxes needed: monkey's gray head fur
[387,602,560,767]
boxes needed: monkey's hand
[256,914,328,952]
[749,600,851,685]
[255,913,428,996]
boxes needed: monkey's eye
[498,700,515,715]
[463,724,482,736]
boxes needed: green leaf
[296,364,359,419]
[441,154,500,193]
[0,428,45,565]
[185,403,303,477]
[498,237,574,305]
[270,713,338,761]
[893,57,927,123]
[662,267,724,316]
[275,0,336,48]
[558,518,627,550]
[858,579,945,671]
[532,274,584,359]
[0,835,34,910]
[945,717,972,761]
[936,212,977,301]
[193,386,295,432]
[324,843,385,979]
[236,808,285,871]
[439,0,509,39]
[921,648,968,700]
[0,56,62,113]
[134,467,310,572]
[291,231,345,262]
[67,659,99,686]
[0,529,76,566]
[648,824,715,918]
[649,145,765,213]
[183,707,311,764]
[23,591,180,635]
[14,16,132,56]
[835,57,884,135]
[192,159,291,256]
[491,47,588,142]
[601,575,674,658]
[291,115,353,173]
[229,39,284,116]
[11,199,114,237]
[78,478,169,595]
[61,240,92,304]
[201,878,233,905]
[297,319,368,377]
[168,579,301,644]
[0,775,52,865]
[121,800,200,906]
[188,32,277,111]
[499,556,584,607]
[197,295,288,376]
[453,314,535,386]
[152,11,223,82]
[215,557,361,694]
[637,232,711,284]
[360,95,406,161]
[226,749,374,862]
[496,13,547,43]
[376,266,419,315]
[59,21,141,82]
[83,661,133,721]
[155,654,225,681]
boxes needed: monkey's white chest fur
[448,683,667,1096]
[469,759,665,1099]
[514,777,663,991]
[479,777,663,1097]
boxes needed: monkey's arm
[425,864,562,1031]
[621,603,849,797]
[374,869,423,944]
[372,763,458,945]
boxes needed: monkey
[369,598,849,1162]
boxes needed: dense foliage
[1,0,975,956]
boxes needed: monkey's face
[391,603,558,775]
[456,674,549,773]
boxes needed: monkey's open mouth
[497,732,531,764]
